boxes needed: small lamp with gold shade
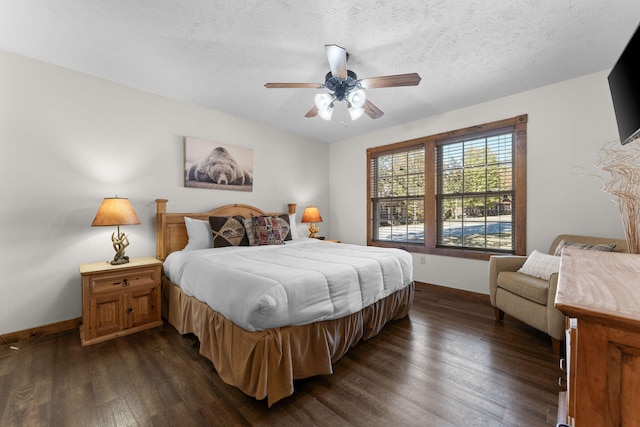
[301,206,323,238]
[91,197,141,265]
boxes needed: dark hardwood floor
[0,284,562,426]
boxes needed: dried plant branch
[596,141,640,254]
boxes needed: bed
[155,199,414,406]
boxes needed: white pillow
[289,213,299,240]
[517,250,561,280]
[183,217,213,250]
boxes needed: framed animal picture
[184,137,253,192]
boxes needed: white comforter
[164,238,413,331]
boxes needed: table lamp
[301,206,323,238]
[91,197,141,265]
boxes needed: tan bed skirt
[162,277,415,406]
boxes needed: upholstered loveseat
[489,234,628,352]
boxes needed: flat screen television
[608,23,640,145]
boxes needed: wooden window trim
[367,114,527,261]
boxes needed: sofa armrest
[547,272,566,340]
[548,272,559,307]
[489,255,528,305]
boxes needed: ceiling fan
[264,44,422,121]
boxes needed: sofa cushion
[496,271,548,305]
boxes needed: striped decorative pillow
[553,240,616,256]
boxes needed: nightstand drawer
[88,268,157,293]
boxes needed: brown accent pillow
[274,214,292,241]
[208,216,249,247]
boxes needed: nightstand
[312,236,341,243]
[79,257,163,346]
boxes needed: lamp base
[110,229,131,265]
[110,255,130,265]
[308,223,320,238]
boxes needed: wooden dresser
[555,248,640,427]
[79,257,163,346]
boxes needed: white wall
[1,47,628,334]
[0,50,330,335]
[329,70,625,294]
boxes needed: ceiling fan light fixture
[315,93,335,121]
[347,89,366,109]
[314,93,333,111]
[348,106,365,120]
[317,106,333,121]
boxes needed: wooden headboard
[155,199,297,260]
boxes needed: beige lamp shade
[91,197,141,226]
[301,206,323,224]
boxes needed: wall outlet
[420,255,426,265]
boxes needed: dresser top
[555,248,640,328]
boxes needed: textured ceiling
[2,1,640,143]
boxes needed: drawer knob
[113,278,130,287]
[126,308,133,314]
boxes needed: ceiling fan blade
[363,99,384,119]
[264,83,324,89]
[305,105,319,118]
[325,44,347,79]
[358,73,422,89]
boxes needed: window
[437,131,514,251]
[367,115,527,259]
[369,146,425,244]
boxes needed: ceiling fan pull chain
[340,103,349,127]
